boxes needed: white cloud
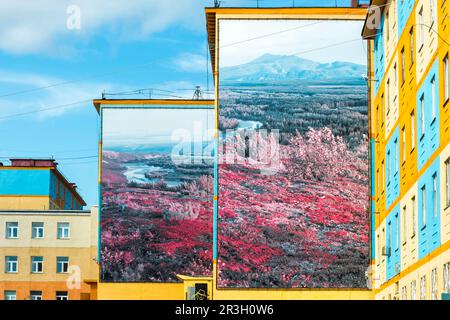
[0,0,206,55]
[219,19,367,67]
[0,70,114,120]
[172,52,207,73]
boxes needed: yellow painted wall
[399,182,419,271]
[0,196,50,211]
[440,144,450,244]
[0,207,98,300]
[96,283,184,300]
[375,245,450,300]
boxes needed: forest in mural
[101,107,214,282]
[218,19,370,288]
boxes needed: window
[387,222,392,251]
[381,94,385,126]
[402,205,407,244]
[446,158,450,207]
[420,275,426,300]
[386,10,390,42]
[5,256,18,273]
[401,47,406,83]
[387,151,391,185]
[56,291,68,301]
[411,280,417,300]
[411,110,415,150]
[395,213,400,250]
[420,94,425,137]
[444,262,450,293]
[56,257,69,273]
[6,222,18,239]
[4,291,16,300]
[394,138,399,173]
[444,55,449,102]
[412,196,416,237]
[431,76,436,121]
[402,126,406,163]
[381,160,385,192]
[418,6,424,49]
[32,222,44,239]
[410,27,414,66]
[394,63,398,90]
[430,0,435,27]
[431,268,438,300]
[402,286,407,300]
[30,291,42,300]
[387,79,391,114]
[382,227,386,259]
[421,186,427,228]
[31,256,43,273]
[433,173,438,217]
[377,233,381,265]
[57,223,70,239]
[376,105,379,129]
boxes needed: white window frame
[394,138,399,173]
[430,0,435,27]
[420,94,425,137]
[57,257,69,274]
[433,173,438,218]
[6,222,18,239]
[431,268,438,300]
[444,262,450,293]
[411,280,417,300]
[30,291,42,300]
[421,185,427,228]
[57,223,70,239]
[4,290,16,300]
[402,126,406,163]
[403,205,408,244]
[5,256,18,273]
[56,291,68,301]
[419,6,424,49]
[32,222,44,239]
[420,275,426,300]
[431,76,436,121]
[31,256,44,274]
[402,286,407,300]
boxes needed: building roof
[361,0,387,39]
[92,98,215,113]
[0,158,87,206]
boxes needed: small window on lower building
[411,280,416,300]
[444,262,450,293]
[56,291,68,301]
[431,268,438,300]
[4,290,16,300]
[420,275,427,300]
[401,286,407,300]
[56,257,69,273]
[30,291,42,300]
[5,256,18,273]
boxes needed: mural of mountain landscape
[100,108,214,282]
[218,20,370,288]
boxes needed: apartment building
[363,0,450,299]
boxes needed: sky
[103,107,215,146]
[220,20,367,67]
[0,0,364,207]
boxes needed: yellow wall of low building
[0,281,92,300]
[212,289,373,300]
[96,283,185,300]
[0,196,50,211]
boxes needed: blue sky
[0,0,361,207]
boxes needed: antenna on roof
[193,86,203,100]
[214,0,221,7]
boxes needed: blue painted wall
[385,126,400,209]
[371,138,376,197]
[397,0,415,36]
[372,201,376,260]
[0,169,50,196]
[374,14,385,96]
[418,156,441,259]
[386,204,401,280]
[417,59,440,170]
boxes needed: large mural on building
[101,107,214,282]
[218,19,370,288]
